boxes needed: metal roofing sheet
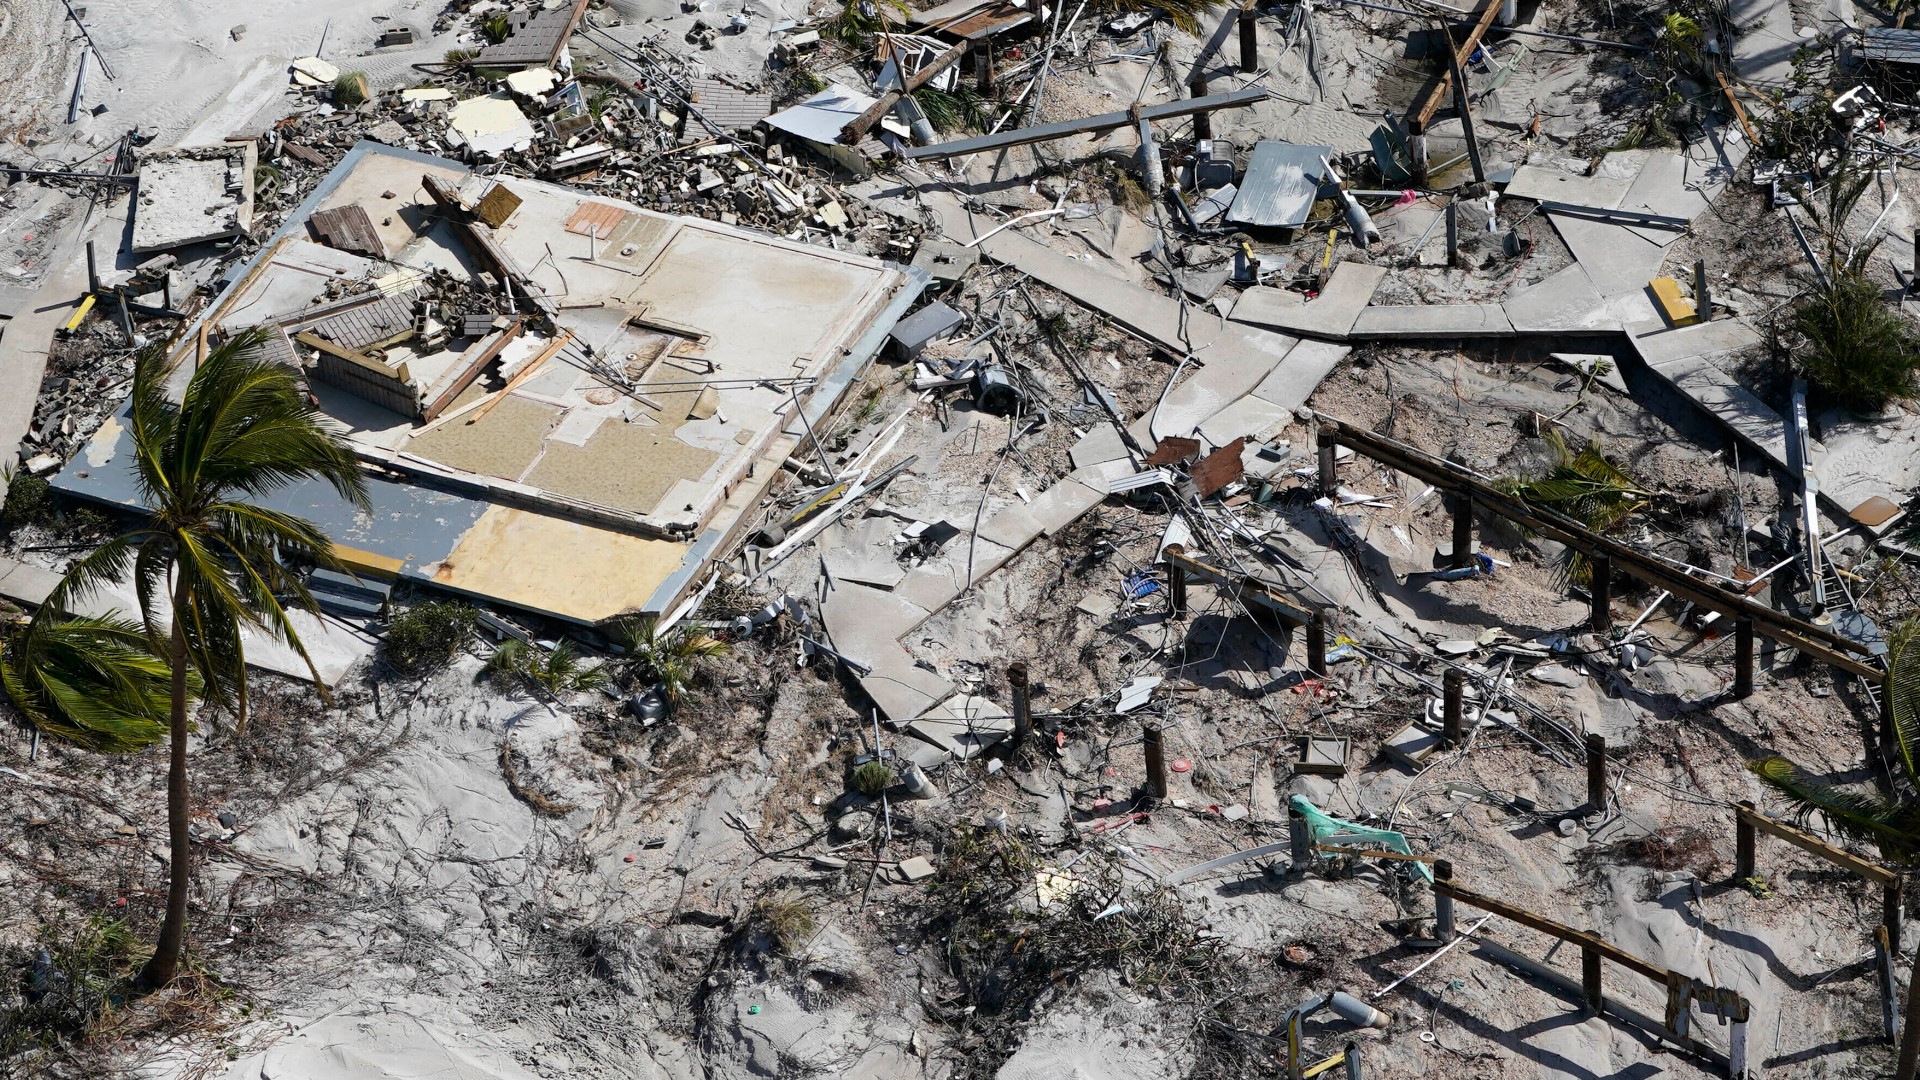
[308,204,386,259]
[1226,141,1334,229]
[764,84,876,145]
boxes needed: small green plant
[332,72,369,107]
[1742,875,1774,899]
[912,87,994,134]
[444,47,479,64]
[790,68,827,98]
[480,12,513,44]
[485,638,610,696]
[851,760,893,797]
[823,0,909,45]
[2,471,54,533]
[606,615,728,705]
[381,601,477,676]
[0,916,148,1057]
[753,891,817,956]
[1497,430,1646,587]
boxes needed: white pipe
[964,199,1066,248]
[1372,914,1495,999]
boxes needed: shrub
[1,472,53,533]
[753,891,817,956]
[381,601,476,675]
[1786,273,1920,414]
[851,760,892,797]
[480,12,513,43]
[605,615,728,706]
[332,72,369,107]
[484,638,609,696]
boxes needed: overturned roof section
[132,143,257,252]
[470,0,591,70]
[765,84,877,145]
[685,78,775,133]
[56,141,927,626]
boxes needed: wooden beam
[900,87,1267,160]
[1162,544,1320,627]
[464,331,575,425]
[420,318,525,422]
[1736,802,1898,885]
[422,174,558,317]
[1320,420,1885,683]
[1408,0,1502,135]
[839,39,970,144]
[1713,67,1759,144]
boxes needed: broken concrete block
[897,856,936,882]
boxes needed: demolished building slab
[131,142,257,252]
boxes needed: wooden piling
[1443,668,1464,747]
[1008,662,1031,753]
[1306,614,1328,676]
[1166,544,1188,616]
[1585,733,1607,811]
[1144,726,1169,799]
[1733,618,1754,698]
[1434,859,1455,941]
[1238,6,1258,72]
[1190,75,1211,140]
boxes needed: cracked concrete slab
[1503,264,1612,333]
[1228,262,1388,340]
[1547,211,1671,296]
[1028,478,1105,536]
[976,500,1046,551]
[1349,304,1512,338]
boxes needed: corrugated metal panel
[765,85,877,145]
[1863,28,1920,63]
[1226,141,1334,229]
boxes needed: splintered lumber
[466,331,575,424]
[840,40,971,145]
[899,87,1267,160]
[1408,0,1502,136]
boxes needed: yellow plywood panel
[331,544,405,580]
[1648,277,1698,327]
[431,505,686,622]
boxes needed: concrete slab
[1227,262,1388,340]
[1069,423,1130,471]
[1349,304,1513,338]
[894,566,966,614]
[1811,413,1916,525]
[1625,317,1763,371]
[907,693,1013,760]
[1027,478,1106,536]
[1731,0,1799,86]
[820,581,932,669]
[1249,339,1351,410]
[0,557,60,607]
[1199,394,1292,447]
[1502,162,1637,209]
[1654,354,1794,472]
[132,143,256,252]
[1616,151,1710,247]
[861,656,955,726]
[1141,341,1294,441]
[1069,460,1132,495]
[1503,264,1614,333]
[1547,212,1671,297]
[976,500,1046,551]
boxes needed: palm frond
[1748,756,1919,860]
[0,615,191,753]
[1886,618,1920,786]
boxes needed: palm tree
[43,327,367,991]
[1498,430,1647,588]
[0,613,186,753]
[605,614,727,707]
[1750,617,1920,1078]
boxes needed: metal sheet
[1226,141,1334,229]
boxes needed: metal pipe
[67,46,91,125]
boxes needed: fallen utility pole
[1406,0,1501,185]
[59,0,115,80]
[1317,418,1885,684]
[1433,861,1750,1077]
[839,39,970,145]
[899,87,1266,160]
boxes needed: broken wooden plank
[465,331,575,425]
[900,87,1267,161]
[421,318,525,422]
[840,39,971,144]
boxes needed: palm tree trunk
[136,589,192,991]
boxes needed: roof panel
[1226,141,1334,229]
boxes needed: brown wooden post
[1452,493,1474,569]
[1582,946,1603,1014]
[1306,614,1327,676]
[1443,668,1464,747]
[1144,726,1169,799]
[1008,661,1031,753]
[1433,859,1455,941]
[1317,422,1340,495]
[1189,75,1211,140]
[1735,802,1756,881]
[1444,197,1459,266]
[1166,544,1188,616]
[1694,258,1713,321]
[1590,554,1613,632]
[977,43,995,93]
[1733,617,1755,698]
[1289,803,1311,863]
[1238,6,1258,73]
[1585,733,1607,811]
